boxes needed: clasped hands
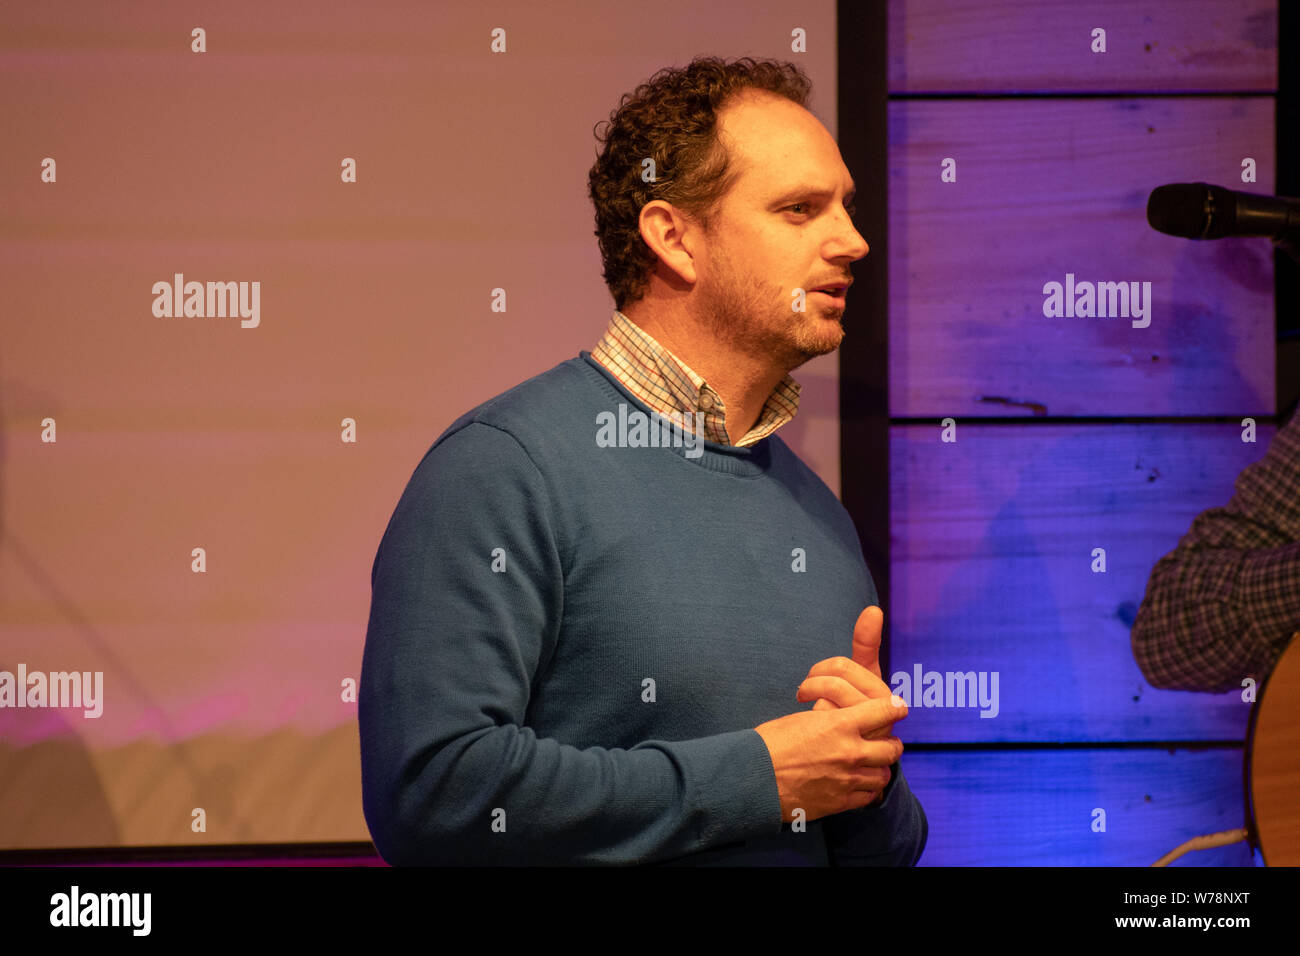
[755,605,908,822]
[799,605,906,804]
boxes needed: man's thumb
[852,605,884,679]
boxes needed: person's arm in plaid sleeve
[1132,410,1300,692]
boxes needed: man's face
[690,91,868,370]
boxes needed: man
[360,55,927,865]
[1132,406,1300,693]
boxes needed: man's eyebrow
[770,182,857,203]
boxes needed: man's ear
[638,200,700,287]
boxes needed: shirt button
[699,393,716,410]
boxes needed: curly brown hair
[587,56,813,311]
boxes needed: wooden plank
[889,422,1276,742]
[888,0,1278,93]
[903,748,1257,866]
[887,98,1275,417]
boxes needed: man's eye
[786,202,856,217]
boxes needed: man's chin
[788,323,844,366]
[810,310,846,341]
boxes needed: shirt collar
[591,310,801,446]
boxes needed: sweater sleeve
[823,761,928,866]
[360,421,782,865]
[1130,412,1300,693]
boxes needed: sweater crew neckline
[579,352,774,478]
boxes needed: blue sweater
[360,353,927,865]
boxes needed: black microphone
[1146,182,1300,241]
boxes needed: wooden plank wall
[884,0,1279,865]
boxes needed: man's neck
[623,303,787,444]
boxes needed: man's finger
[852,605,884,680]
[797,675,866,709]
[858,735,904,767]
[845,694,908,737]
[805,654,892,700]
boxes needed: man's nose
[842,224,869,261]
[830,208,869,261]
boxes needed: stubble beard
[698,266,845,372]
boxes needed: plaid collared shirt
[1132,409,1300,692]
[590,310,800,447]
